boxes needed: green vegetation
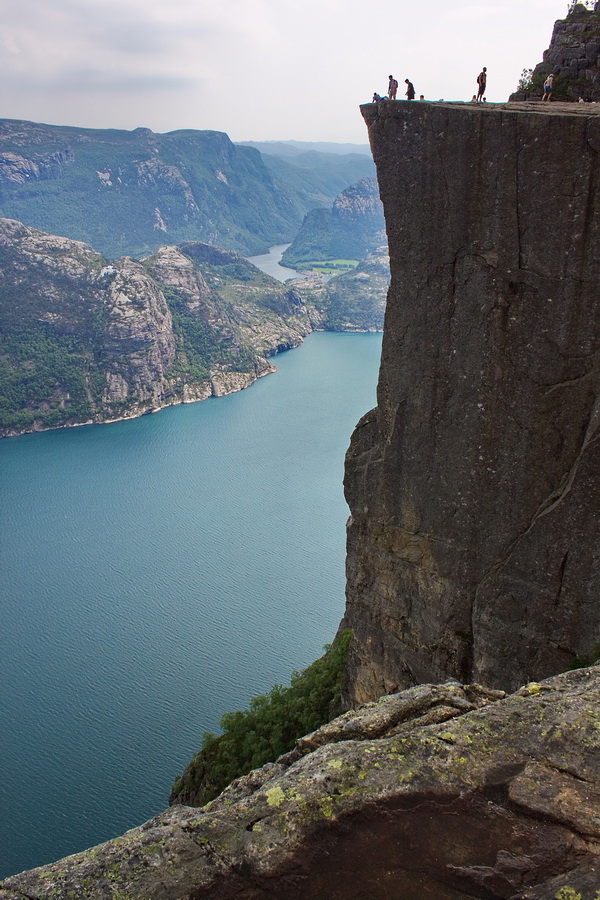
[0,324,98,430]
[299,260,359,275]
[171,630,352,807]
[0,121,376,261]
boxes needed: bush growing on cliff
[170,630,352,807]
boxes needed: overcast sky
[0,0,571,144]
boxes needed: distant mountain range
[236,140,372,157]
[0,120,374,260]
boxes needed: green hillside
[0,121,376,261]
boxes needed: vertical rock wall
[341,101,600,705]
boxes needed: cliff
[341,100,600,705]
[1,665,599,898]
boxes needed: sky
[0,0,573,144]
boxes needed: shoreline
[0,328,382,440]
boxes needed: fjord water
[0,331,382,879]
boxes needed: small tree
[517,68,534,92]
[567,0,596,14]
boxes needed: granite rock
[341,101,600,704]
[1,666,599,899]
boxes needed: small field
[299,259,359,275]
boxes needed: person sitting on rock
[542,74,554,102]
[372,93,384,102]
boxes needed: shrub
[171,630,352,806]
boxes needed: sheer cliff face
[342,101,600,705]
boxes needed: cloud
[0,0,575,141]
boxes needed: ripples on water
[0,331,382,879]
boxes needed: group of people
[373,68,487,104]
[371,67,564,106]
[381,76,416,101]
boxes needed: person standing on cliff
[542,74,554,101]
[388,75,398,99]
[476,67,487,102]
[405,79,415,100]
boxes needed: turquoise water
[0,331,382,879]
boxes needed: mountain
[0,218,321,436]
[237,140,372,156]
[0,120,363,260]
[0,217,387,438]
[281,177,386,268]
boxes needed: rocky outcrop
[535,5,600,101]
[341,101,600,706]
[0,216,387,437]
[281,178,386,268]
[0,220,319,436]
[1,665,599,899]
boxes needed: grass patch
[300,260,359,275]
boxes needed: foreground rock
[341,99,600,705]
[1,666,599,898]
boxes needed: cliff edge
[1,666,599,898]
[342,100,600,705]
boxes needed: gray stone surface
[341,101,600,704]
[1,666,599,899]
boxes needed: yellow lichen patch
[554,888,582,900]
[327,758,343,769]
[266,786,285,808]
[320,797,334,818]
[439,732,456,743]
[525,683,542,696]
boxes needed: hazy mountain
[237,140,372,156]
[0,120,369,261]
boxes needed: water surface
[247,243,302,281]
[0,331,382,878]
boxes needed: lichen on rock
[1,666,599,898]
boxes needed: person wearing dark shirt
[405,79,415,100]
[477,67,487,102]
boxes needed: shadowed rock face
[341,101,600,705]
[1,666,599,899]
